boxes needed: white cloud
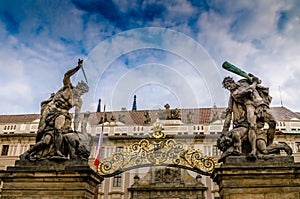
[0,0,300,114]
[195,0,300,111]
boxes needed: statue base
[211,156,300,199]
[0,159,103,198]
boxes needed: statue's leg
[264,110,276,146]
[231,128,242,155]
[218,147,234,163]
[256,138,269,154]
[22,134,52,159]
[63,134,78,160]
[54,115,66,157]
[247,105,257,158]
[266,142,292,155]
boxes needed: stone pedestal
[211,156,300,199]
[0,159,103,199]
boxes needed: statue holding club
[217,62,292,162]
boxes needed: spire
[213,103,217,108]
[97,99,101,112]
[132,95,137,111]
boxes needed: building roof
[0,106,299,125]
[0,114,40,124]
[270,106,300,121]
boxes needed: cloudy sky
[0,0,299,114]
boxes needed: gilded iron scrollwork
[97,119,217,177]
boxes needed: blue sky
[0,0,300,114]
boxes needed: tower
[132,95,137,111]
[97,99,101,112]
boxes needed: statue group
[217,62,292,163]
[19,59,292,164]
[21,59,92,162]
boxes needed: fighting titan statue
[217,61,292,162]
[21,59,92,161]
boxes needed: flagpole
[94,98,106,168]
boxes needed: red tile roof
[0,114,40,123]
[270,106,300,121]
[0,107,298,125]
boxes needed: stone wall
[211,156,300,199]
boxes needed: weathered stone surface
[211,156,300,199]
[129,167,207,199]
[0,160,103,198]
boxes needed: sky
[0,0,300,114]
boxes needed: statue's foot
[20,151,29,160]
[56,150,65,157]
[283,143,292,155]
[247,152,257,161]
[218,156,226,163]
[232,150,241,156]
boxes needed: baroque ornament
[97,119,217,177]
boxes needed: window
[296,142,300,152]
[213,145,219,156]
[1,145,9,156]
[116,147,123,152]
[101,147,105,159]
[113,174,122,187]
[3,125,17,132]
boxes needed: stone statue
[171,108,181,120]
[73,81,89,131]
[152,118,164,133]
[20,59,90,161]
[144,111,151,124]
[164,103,181,120]
[187,111,193,123]
[217,121,292,163]
[63,112,92,161]
[218,62,292,162]
[118,114,126,123]
[164,103,171,119]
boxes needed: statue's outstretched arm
[63,59,83,86]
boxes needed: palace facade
[1,106,300,199]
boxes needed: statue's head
[217,131,233,152]
[75,81,89,95]
[222,76,235,90]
